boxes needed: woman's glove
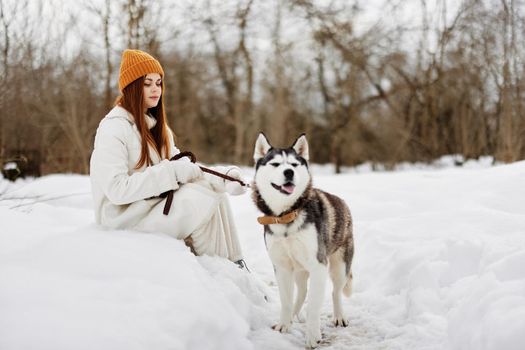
[224,167,247,196]
[171,160,203,184]
[205,166,247,195]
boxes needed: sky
[1,156,524,349]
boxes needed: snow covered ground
[1,158,524,350]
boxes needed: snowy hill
[1,160,524,350]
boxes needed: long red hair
[115,76,171,169]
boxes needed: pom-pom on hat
[118,49,164,91]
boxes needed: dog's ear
[254,132,272,162]
[292,133,309,161]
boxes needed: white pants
[190,195,243,262]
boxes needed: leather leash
[160,151,249,215]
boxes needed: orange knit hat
[118,49,164,91]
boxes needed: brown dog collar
[257,210,299,225]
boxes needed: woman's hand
[171,160,203,184]
[204,166,247,195]
[224,167,247,196]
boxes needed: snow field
[1,160,524,349]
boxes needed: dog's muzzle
[271,182,295,195]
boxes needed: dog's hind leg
[329,254,349,327]
[293,270,308,322]
[343,272,353,297]
[272,267,294,333]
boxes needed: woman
[90,49,248,269]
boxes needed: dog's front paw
[305,328,322,348]
[333,316,349,327]
[271,323,291,333]
[306,335,321,349]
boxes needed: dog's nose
[283,169,294,181]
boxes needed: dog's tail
[343,272,353,297]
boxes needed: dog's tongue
[282,184,295,194]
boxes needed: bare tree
[496,0,523,161]
[292,0,395,171]
[260,0,302,147]
[0,0,29,161]
[121,0,168,54]
[202,0,255,164]
[85,0,114,109]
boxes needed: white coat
[89,106,242,260]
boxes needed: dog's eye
[290,163,299,167]
[270,163,280,167]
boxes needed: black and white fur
[252,133,354,348]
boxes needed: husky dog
[252,133,354,348]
